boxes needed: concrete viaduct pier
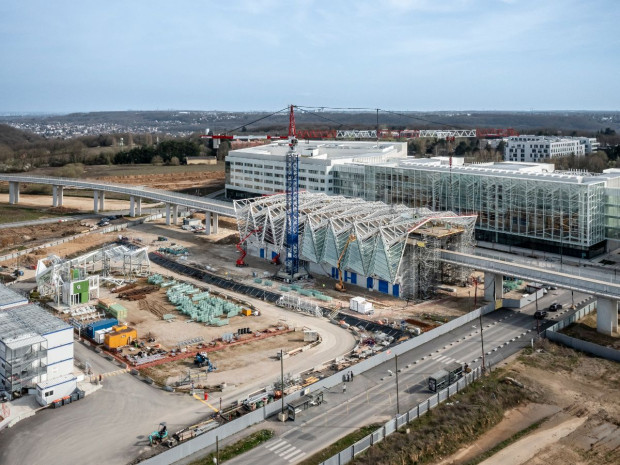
[441,250,620,336]
[0,174,235,236]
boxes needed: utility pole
[395,354,400,415]
[473,278,486,371]
[280,349,285,415]
[215,436,219,464]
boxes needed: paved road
[0,342,209,465]
[0,207,163,230]
[226,290,589,465]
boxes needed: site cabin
[287,391,324,421]
[428,362,464,392]
[35,374,77,406]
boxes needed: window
[44,390,54,397]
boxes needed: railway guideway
[439,249,619,335]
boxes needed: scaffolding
[234,194,476,300]
[35,244,150,305]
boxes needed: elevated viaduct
[440,250,619,335]
[0,174,234,234]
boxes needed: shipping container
[85,318,118,339]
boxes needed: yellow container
[242,309,252,316]
[105,326,138,349]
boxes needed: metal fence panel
[547,331,620,362]
[339,447,353,464]
[354,436,372,455]
[385,418,396,435]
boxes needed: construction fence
[319,367,484,465]
[545,299,620,362]
[139,302,497,465]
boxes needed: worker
[350,371,354,380]
[342,383,347,394]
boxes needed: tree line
[113,140,199,165]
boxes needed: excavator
[334,234,356,292]
[236,228,262,267]
[149,422,168,446]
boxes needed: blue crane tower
[285,104,300,280]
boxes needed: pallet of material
[113,283,137,293]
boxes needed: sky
[0,0,618,113]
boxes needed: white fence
[545,300,620,362]
[319,367,484,465]
[139,302,496,465]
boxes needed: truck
[428,362,464,392]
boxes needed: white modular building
[0,294,74,396]
[505,135,599,162]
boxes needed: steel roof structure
[235,193,476,298]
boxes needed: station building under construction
[226,142,620,258]
[234,193,476,299]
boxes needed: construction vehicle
[428,362,464,392]
[148,422,168,446]
[236,228,262,267]
[194,353,216,372]
[334,234,356,292]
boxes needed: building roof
[376,158,620,186]
[0,284,29,310]
[228,140,406,162]
[0,303,71,344]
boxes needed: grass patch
[349,370,536,465]
[28,162,225,178]
[463,416,548,465]
[298,424,380,465]
[517,339,581,372]
[188,429,274,465]
[0,205,65,224]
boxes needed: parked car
[549,303,563,311]
[534,310,548,319]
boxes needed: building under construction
[234,193,476,300]
[35,244,150,306]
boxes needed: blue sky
[0,0,618,113]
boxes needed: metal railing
[440,250,620,300]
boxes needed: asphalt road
[0,308,355,465]
[0,343,208,465]
[226,290,589,465]
[0,207,162,230]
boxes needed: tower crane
[284,104,301,281]
[335,234,356,292]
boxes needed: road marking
[265,439,285,450]
[192,394,219,412]
[442,357,455,365]
[289,451,307,462]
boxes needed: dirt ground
[436,341,620,465]
[141,331,307,388]
[93,171,225,192]
[560,311,620,348]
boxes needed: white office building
[225,140,408,199]
[0,286,74,398]
[505,135,599,162]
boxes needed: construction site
[4,106,608,465]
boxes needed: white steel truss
[235,194,477,299]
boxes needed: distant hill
[0,124,43,148]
